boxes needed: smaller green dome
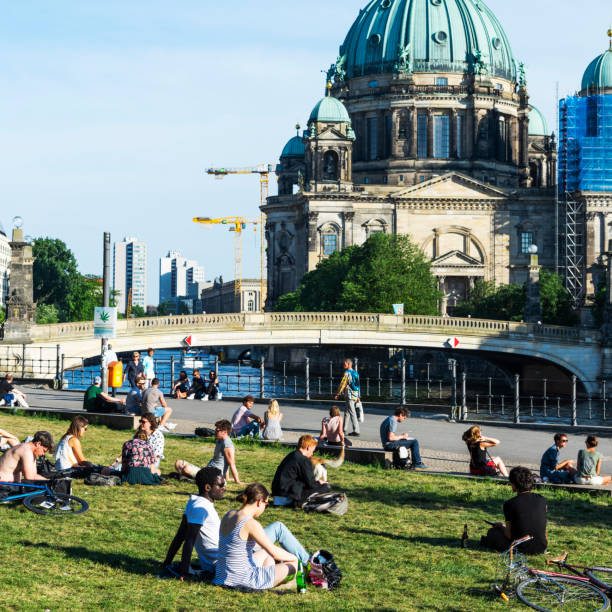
[281,136,305,158]
[528,105,548,136]
[308,95,351,124]
[581,48,612,91]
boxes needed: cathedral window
[323,150,339,181]
[456,113,465,158]
[417,115,428,158]
[398,113,409,139]
[367,117,378,160]
[436,77,448,86]
[497,116,508,162]
[323,233,338,256]
[520,231,534,254]
[433,114,450,158]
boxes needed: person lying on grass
[55,415,93,470]
[162,468,309,582]
[174,420,244,485]
[480,466,547,555]
[0,428,19,450]
[212,483,300,590]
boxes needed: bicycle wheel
[517,576,610,611]
[24,493,89,516]
[587,568,612,591]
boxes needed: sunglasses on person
[560,438,568,443]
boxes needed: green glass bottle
[296,560,306,594]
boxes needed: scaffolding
[558,93,612,305]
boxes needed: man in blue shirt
[540,433,576,483]
[379,406,427,470]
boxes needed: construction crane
[206,164,275,311]
[192,216,258,299]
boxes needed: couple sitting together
[163,467,308,589]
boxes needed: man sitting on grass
[0,431,55,482]
[481,466,548,555]
[540,432,576,484]
[271,435,330,507]
[174,420,244,484]
[230,395,264,438]
[379,406,427,470]
[162,467,310,580]
[83,376,126,413]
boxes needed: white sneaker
[201,395,209,401]
[166,422,177,430]
[186,395,195,400]
[0,399,5,406]
[359,413,364,423]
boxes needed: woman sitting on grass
[55,415,93,470]
[120,425,162,485]
[462,425,508,477]
[318,405,351,447]
[0,428,19,451]
[574,435,611,486]
[213,483,298,590]
[262,399,283,441]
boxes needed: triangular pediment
[431,250,484,267]
[393,172,508,200]
[315,126,349,141]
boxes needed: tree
[276,233,441,314]
[539,270,578,326]
[32,238,80,321]
[35,303,60,324]
[157,301,172,316]
[0,306,5,324]
[131,304,147,318]
[68,275,103,322]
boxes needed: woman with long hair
[462,425,508,477]
[213,483,298,590]
[55,415,92,470]
[262,399,283,441]
[172,370,190,399]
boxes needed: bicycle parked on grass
[0,469,88,516]
[495,535,612,611]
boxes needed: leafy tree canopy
[130,304,147,318]
[454,271,578,325]
[35,303,60,324]
[276,233,441,314]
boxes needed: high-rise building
[113,237,147,314]
[159,251,205,303]
[0,221,9,307]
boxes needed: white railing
[27,312,599,345]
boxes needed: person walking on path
[142,348,156,389]
[540,433,576,483]
[379,406,427,470]
[334,358,362,437]
[124,352,144,390]
[574,435,611,486]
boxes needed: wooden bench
[0,406,139,431]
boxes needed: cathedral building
[263,0,605,314]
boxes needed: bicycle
[495,535,611,611]
[0,469,89,516]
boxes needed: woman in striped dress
[213,483,298,590]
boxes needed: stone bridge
[0,313,607,393]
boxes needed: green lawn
[2,413,611,611]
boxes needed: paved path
[14,387,612,474]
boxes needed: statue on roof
[334,55,347,82]
[472,50,488,76]
[518,62,527,87]
[395,43,412,75]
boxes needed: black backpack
[392,446,410,469]
[194,427,215,438]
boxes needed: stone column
[438,276,448,316]
[409,107,418,158]
[343,212,355,247]
[4,228,36,342]
[465,103,474,159]
[524,249,542,323]
[433,230,441,258]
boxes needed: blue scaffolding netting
[559,94,612,192]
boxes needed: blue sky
[0,0,610,304]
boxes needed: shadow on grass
[21,541,158,576]
[340,481,612,530]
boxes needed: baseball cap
[94,376,102,384]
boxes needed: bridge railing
[28,312,600,344]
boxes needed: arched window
[319,224,340,257]
[323,151,339,181]
[247,299,255,312]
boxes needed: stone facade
[201,278,266,314]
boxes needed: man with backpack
[334,358,363,437]
[380,406,428,470]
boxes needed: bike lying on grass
[495,535,612,611]
[0,468,89,516]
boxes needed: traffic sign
[183,335,194,347]
[453,337,460,348]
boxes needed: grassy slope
[1,414,611,612]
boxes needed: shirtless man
[0,431,55,482]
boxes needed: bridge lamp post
[524,244,542,324]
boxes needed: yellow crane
[192,216,258,299]
[206,164,275,310]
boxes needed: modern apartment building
[113,237,147,314]
[159,251,205,303]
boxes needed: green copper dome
[528,105,548,136]
[309,95,351,124]
[581,48,612,92]
[339,0,517,81]
[281,136,305,158]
